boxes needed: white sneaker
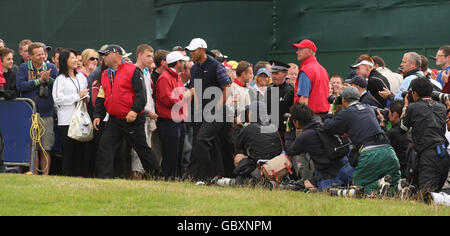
[428,192,450,206]
[378,175,392,197]
[397,179,411,200]
[195,181,206,186]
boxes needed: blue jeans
[317,158,354,191]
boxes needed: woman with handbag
[53,49,89,177]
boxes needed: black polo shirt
[189,56,231,120]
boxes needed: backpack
[316,128,350,161]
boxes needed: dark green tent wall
[270,0,450,77]
[1,0,449,77]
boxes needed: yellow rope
[30,113,49,173]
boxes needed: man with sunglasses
[93,44,161,178]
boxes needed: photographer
[400,78,450,194]
[377,101,412,178]
[285,103,353,191]
[232,102,282,184]
[323,86,401,195]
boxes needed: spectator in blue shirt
[16,42,58,175]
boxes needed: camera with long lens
[401,90,415,104]
[328,94,343,105]
[283,113,296,131]
[431,91,450,104]
[371,106,389,121]
[329,186,365,198]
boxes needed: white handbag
[68,101,94,142]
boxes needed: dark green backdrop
[1,0,449,77]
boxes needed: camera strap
[27,60,48,81]
[68,76,81,93]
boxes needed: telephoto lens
[329,186,365,199]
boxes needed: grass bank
[0,174,448,216]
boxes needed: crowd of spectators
[0,37,449,203]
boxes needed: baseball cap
[350,59,374,68]
[292,39,317,52]
[98,44,124,56]
[349,75,368,89]
[185,38,208,51]
[256,68,271,77]
[166,51,190,64]
[120,46,132,58]
[41,43,52,52]
[341,86,360,102]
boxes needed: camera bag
[260,153,293,182]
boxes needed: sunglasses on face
[89,57,99,61]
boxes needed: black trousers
[96,115,161,179]
[59,126,86,177]
[187,121,234,181]
[418,147,450,193]
[157,118,186,180]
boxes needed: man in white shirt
[227,61,253,121]
[131,44,158,180]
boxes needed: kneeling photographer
[400,78,450,194]
[377,101,412,178]
[231,102,283,184]
[285,103,353,191]
[324,86,401,195]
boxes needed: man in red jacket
[156,51,194,180]
[0,59,5,96]
[292,40,330,120]
[93,45,161,178]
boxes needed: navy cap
[349,75,368,89]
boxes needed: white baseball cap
[185,38,208,51]
[166,51,190,64]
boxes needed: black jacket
[367,69,390,108]
[233,122,282,162]
[265,81,294,139]
[384,122,412,176]
[360,91,382,108]
[285,120,342,171]
[400,98,448,154]
[2,65,18,99]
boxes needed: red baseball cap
[292,39,317,52]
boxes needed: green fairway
[0,174,449,216]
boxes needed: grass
[0,174,449,216]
